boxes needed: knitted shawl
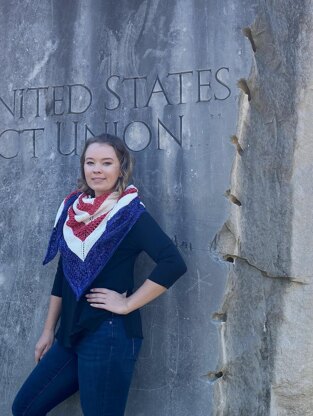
[43,184,145,300]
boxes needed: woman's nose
[92,164,102,173]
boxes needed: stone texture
[212,1,313,415]
[0,1,257,415]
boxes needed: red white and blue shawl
[43,185,145,300]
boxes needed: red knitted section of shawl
[76,192,110,215]
[119,187,137,198]
[66,187,138,242]
[67,209,110,241]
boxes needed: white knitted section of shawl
[53,200,65,228]
[62,185,139,261]
[72,191,119,223]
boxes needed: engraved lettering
[157,115,183,149]
[197,69,212,102]
[123,121,151,152]
[172,234,192,251]
[145,75,172,107]
[19,89,25,119]
[167,71,193,104]
[105,75,121,110]
[0,89,17,117]
[0,129,20,159]
[26,87,49,117]
[84,124,96,141]
[0,66,233,159]
[68,84,92,114]
[52,85,65,116]
[57,121,78,155]
[122,76,147,108]
[21,128,45,158]
[214,67,231,100]
[104,121,119,136]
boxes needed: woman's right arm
[35,257,64,363]
[35,295,62,363]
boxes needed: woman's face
[84,143,122,197]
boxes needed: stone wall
[0,1,283,415]
[212,1,313,415]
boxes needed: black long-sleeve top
[51,211,187,347]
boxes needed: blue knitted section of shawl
[43,192,81,265]
[43,195,145,300]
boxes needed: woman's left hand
[85,288,130,315]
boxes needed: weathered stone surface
[0,1,259,416]
[213,2,313,415]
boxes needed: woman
[12,133,187,416]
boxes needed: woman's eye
[85,161,112,166]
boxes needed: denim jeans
[12,316,142,416]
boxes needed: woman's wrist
[43,325,55,333]
[125,279,167,314]
[125,297,133,314]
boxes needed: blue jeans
[12,316,142,416]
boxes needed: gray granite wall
[4,1,305,416]
[213,1,313,415]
